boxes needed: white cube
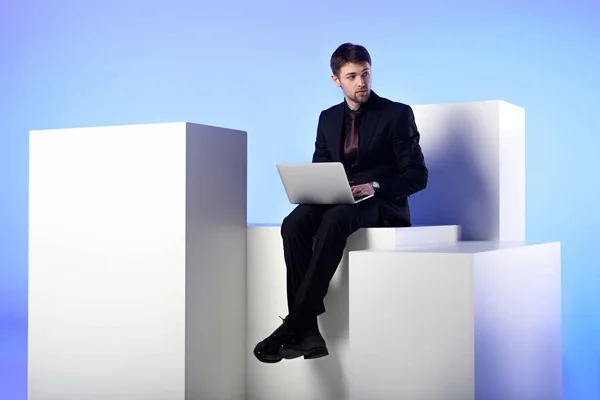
[246,224,460,400]
[28,122,247,400]
[349,242,562,400]
[411,101,525,241]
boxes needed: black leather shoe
[278,331,328,360]
[253,317,295,363]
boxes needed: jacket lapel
[328,103,345,161]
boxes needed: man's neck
[345,98,361,111]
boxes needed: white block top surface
[29,121,246,134]
[353,241,558,255]
[247,223,459,230]
[414,99,522,110]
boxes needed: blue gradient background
[2,0,599,398]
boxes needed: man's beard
[349,89,370,104]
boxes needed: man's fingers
[352,184,366,197]
[352,184,373,197]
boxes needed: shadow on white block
[409,101,525,241]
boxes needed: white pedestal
[349,242,562,400]
[246,224,460,400]
[28,122,247,400]
[410,101,525,241]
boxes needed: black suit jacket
[311,91,428,225]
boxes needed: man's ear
[331,74,341,87]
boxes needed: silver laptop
[276,162,375,205]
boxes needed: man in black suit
[253,43,428,363]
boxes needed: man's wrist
[370,181,380,192]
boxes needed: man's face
[332,62,371,107]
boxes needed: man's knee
[281,214,297,238]
[281,208,307,238]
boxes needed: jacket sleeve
[311,112,332,163]
[376,105,428,200]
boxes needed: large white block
[246,224,460,400]
[410,101,525,241]
[28,122,247,400]
[349,242,562,400]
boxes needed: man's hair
[330,43,372,77]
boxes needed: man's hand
[351,183,374,198]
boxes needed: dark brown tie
[343,110,360,163]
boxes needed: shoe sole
[304,347,329,359]
[279,346,329,360]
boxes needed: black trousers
[281,197,399,323]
